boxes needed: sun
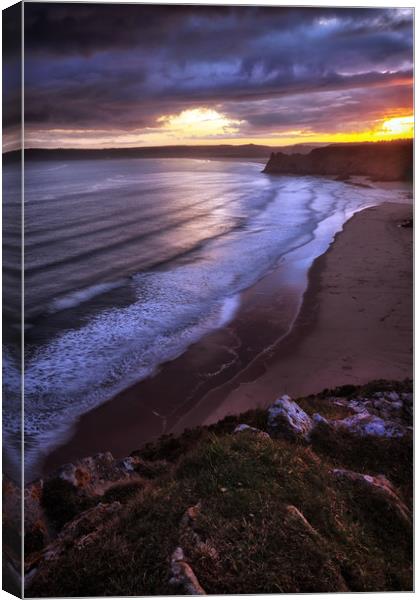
[379,115,414,137]
[282,113,414,145]
[157,108,244,138]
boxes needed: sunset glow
[380,115,414,137]
[157,108,244,139]
[21,111,415,150]
[4,5,413,150]
[153,109,414,146]
[273,113,415,146]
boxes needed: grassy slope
[28,380,413,596]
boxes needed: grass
[41,478,94,531]
[27,381,412,596]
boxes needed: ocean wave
[47,279,127,313]
[21,291,241,479]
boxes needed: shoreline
[174,201,412,430]
[40,243,307,476]
[41,200,412,478]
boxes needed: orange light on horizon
[21,111,414,150]
[380,115,414,137]
[154,109,414,145]
[268,113,414,146]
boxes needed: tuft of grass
[297,395,353,420]
[41,478,94,531]
[101,481,145,504]
[310,425,412,498]
[134,409,268,464]
[318,379,412,400]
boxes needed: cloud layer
[5,4,414,147]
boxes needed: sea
[2,157,412,479]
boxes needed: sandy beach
[43,200,412,475]
[175,201,413,430]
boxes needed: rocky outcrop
[233,424,271,439]
[168,502,214,595]
[332,469,411,527]
[263,140,413,181]
[3,476,23,594]
[25,501,122,589]
[55,451,142,494]
[267,395,313,441]
[284,505,321,540]
[347,391,413,424]
[169,547,206,595]
[267,389,412,444]
[310,390,412,440]
[330,412,406,438]
[34,502,122,564]
[179,503,219,563]
[24,479,50,553]
[21,450,160,592]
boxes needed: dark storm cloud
[12,3,413,144]
[3,3,22,134]
[23,5,411,57]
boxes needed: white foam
[218,295,240,327]
[21,283,244,478]
[2,347,23,478]
[48,279,126,313]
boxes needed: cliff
[5,380,412,596]
[263,139,413,181]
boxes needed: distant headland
[2,142,322,163]
[263,139,413,181]
[4,141,413,183]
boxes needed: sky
[3,3,414,149]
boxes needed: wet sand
[43,201,412,476]
[175,201,413,430]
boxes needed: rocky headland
[4,380,412,596]
[263,139,413,181]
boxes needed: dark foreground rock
[11,379,412,596]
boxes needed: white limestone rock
[331,413,405,438]
[233,424,271,439]
[267,395,313,441]
[169,547,206,595]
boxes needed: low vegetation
[27,380,412,596]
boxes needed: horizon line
[3,138,413,155]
